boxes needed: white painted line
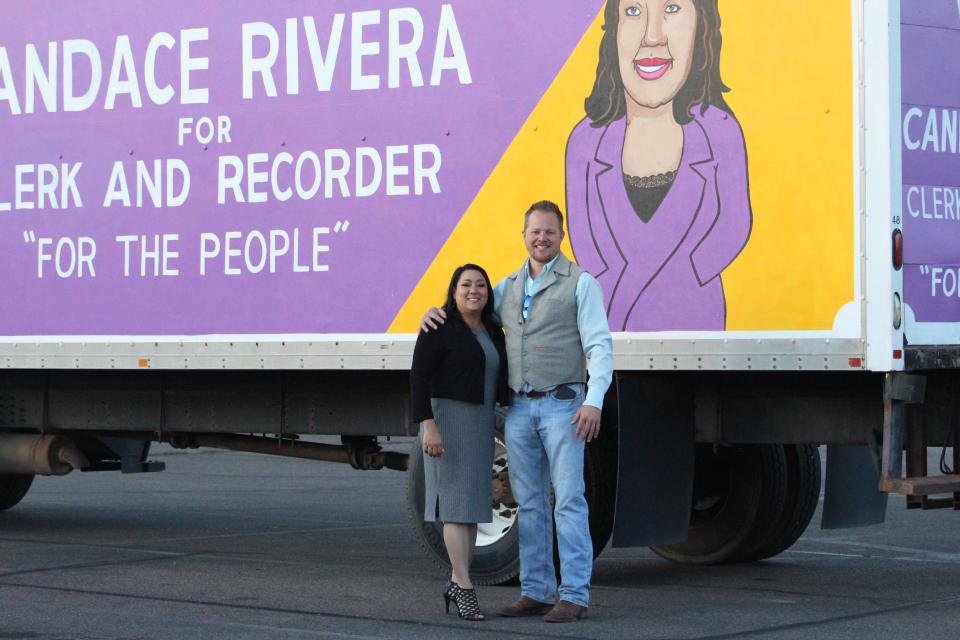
[784,550,862,558]
[156,523,407,543]
[226,622,388,639]
[788,541,960,565]
[814,539,960,562]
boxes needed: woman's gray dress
[422,329,499,523]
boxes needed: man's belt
[518,389,548,398]
[517,384,579,400]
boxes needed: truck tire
[729,444,789,563]
[546,421,618,581]
[583,421,618,556]
[406,413,618,585]
[0,474,34,511]
[650,445,763,565]
[749,444,821,561]
[406,423,521,586]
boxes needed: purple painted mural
[902,1,960,324]
[566,0,751,332]
[0,1,601,335]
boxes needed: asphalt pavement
[1,441,958,640]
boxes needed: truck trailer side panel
[0,0,867,367]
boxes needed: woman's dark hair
[585,0,732,127]
[443,264,498,328]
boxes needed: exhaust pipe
[166,433,408,471]
[0,435,89,476]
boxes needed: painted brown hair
[584,0,732,127]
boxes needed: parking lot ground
[1,443,958,640]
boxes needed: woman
[566,0,752,331]
[409,264,509,622]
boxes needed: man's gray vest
[500,253,587,392]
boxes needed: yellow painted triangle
[388,10,604,333]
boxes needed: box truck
[0,0,956,583]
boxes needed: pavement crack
[0,582,583,640]
[0,552,198,580]
[676,593,960,640]
[0,536,188,555]
[591,581,900,605]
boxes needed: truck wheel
[583,421,618,555]
[0,474,34,511]
[730,445,789,562]
[406,423,521,586]
[548,421,618,579]
[407,412,619,585]
[750,444,821,561]
[650,445,763,565]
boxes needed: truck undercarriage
[1,365,956,583]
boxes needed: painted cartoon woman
[566,0,752,331]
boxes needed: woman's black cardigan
[409,315,511,423]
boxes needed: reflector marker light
[893,229,903,270]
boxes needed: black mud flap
[612,373,695,547]
[822,445,887,529]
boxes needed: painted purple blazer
[566,105,752,331]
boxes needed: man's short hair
[524,200,564,230]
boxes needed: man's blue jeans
[505,387,592,608]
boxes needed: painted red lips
[634,57,672,80]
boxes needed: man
[422,200,613,622]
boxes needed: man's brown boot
[495,596,553,617]
[543,600,586,623]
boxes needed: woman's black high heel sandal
[451,586,486,621]
[443,580,457,614]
